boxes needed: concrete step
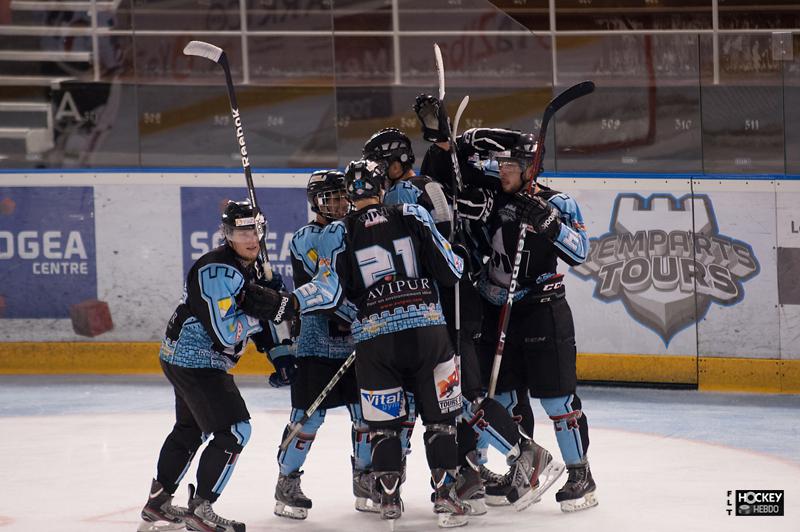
[0,75,75,87]
[0,101,51,112]
[0,127,54,153]
[0,24,94,36]
[10,1,115,11]
[0,50,91,62]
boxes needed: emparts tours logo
[573,194,759,345]
[727,490,784,516]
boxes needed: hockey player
[465,132,598,513]
[363,127,453,236]
[138,199,295,532]
[273,169,375,519]
[244,159,471,528]
[363,123,555,514]
[414,98,564,511]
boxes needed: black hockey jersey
[477,186,589,305]
[292,202,463,342]
[160,244,279,370]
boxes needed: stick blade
[544,80,595,121]
[434,43,445,101]
[452,95,469,138]
[183,40,224,63]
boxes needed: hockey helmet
[362,128,415,172]
[344,159,384,201]
[494,132,540,180]
[220,199,265,243]
[306,169,350,221]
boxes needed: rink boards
[0,170,798,393]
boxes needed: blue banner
[180,187,308,290]
[0,187,96,318]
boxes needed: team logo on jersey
[360,387,406,421]
[573,194,759,345]
[363,209,389,228]
[433,357,462,413]
[217,297,233,317]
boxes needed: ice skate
[352,464,379,513]
[481,464,511,507]
[432,473,469,529]
[138,479,187,532]
[529,442,565,503]
[456,461,486,516]
[556,460,598,512]
[274,471,312,520]
[504,439,535,512]
[185,484,245,532]
[376,472,403,530]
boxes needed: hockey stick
[183,40,273,281]
[452,95,469,139]
[279,350,357,451]
[433,42,467,355]
[487,80,595,398]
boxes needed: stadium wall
[0,170,797,393]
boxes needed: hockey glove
[240,282,299,323]
[267,344,296,388]
[257,271,285,291]
[414,94,450,143]
[457,186,494,223]
[460,128,519,154]
[513,193,561,241]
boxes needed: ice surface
[0,376,797,531]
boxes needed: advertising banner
[556,178,767,359]
[180,187,309,290]
[0,187,96,319]
[691,181,777,359]
[776,180,800,358]
[573,192,760,347]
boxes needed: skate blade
[511,488,536,512]
[381,508,402,521]
[437,512,469,528]
[355,497,380,513]
[464,497,487,516]
[559,490,599,513]
[274,501,309,520]
[484,494,511,507]
[137,520,185,532]
[531,461,566,503]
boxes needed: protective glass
[495,157,523,171]
[224,227,259,244]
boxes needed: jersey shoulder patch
[291,223,326,272]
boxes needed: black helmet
[306,169,350,220]
[495,132,541,180]
[220,199,266,240]
[511,132,537,162]
[362,128,415,172]
[344,159,384,201]
[221,199,256,228]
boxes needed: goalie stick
[487,80,595,398]
[279,350,356,451]
[183,40,274,282]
